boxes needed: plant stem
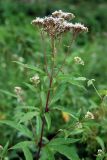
[36,37,55,160]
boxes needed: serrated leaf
[49,138,79,146]
[52,145,80,160]
[19,111,39,123]
[44,112,51,130]
[0,120,33,139]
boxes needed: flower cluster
[30,74,40,85]
[85,111,94,119]
[31,10,88,38]
[74,56,84,65]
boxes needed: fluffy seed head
[73,23,88,33]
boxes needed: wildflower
[14,86,23,95]
[52,10,75,20]
[31,11,88,38]
[31,17,44,27]
[85,111,94,119]
[97,149,104,156]
[74,56,84,65]
[76,122,83,129]
[73,23,88,33]
[30,74,40,85]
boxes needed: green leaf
[11,141,34,150]
[51,84,66,104]
[96,136,105,151]
[1,141,9,158]
[0,89,17,98]
[58,75,87,91]
[11,141,34,160]
[36,115,42,137]
[23,146,33,160]
[40,146,55,160]
[49,138,79,146]
[41,91,46,107]
[52,145,80,160]
[24,83,36,92]
[13,61,44,74]
[44,112,51,130]
[0,120,33,139]
[19,111,39,123]
[87,79,95,87]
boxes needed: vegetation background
[0,0,107,159]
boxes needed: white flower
[14,86,23,95]
[74,56,84,65]
[73,23,88,32]
[52,10,75,20]
[97,149,104,156]
[85,111,94,119]
[30,74,40,85]
[76,122,83,129]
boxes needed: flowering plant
[1,10,104,160]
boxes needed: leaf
[41,91,46,107]
[24,83,36,92]
[44,112,51,130]
[23,146,33,160]
[36,115,42,137]
[19,111,39,123]
[49,138,80,146]
[58,75,87,91]
[11,141,34,160]
[87,79,95,87]
[40,146,55,160]
[13,61,44,74]
[0,120,33,139]
[52,145,80,160]
[1,141,9,158]
[51,84,66,104]
[11,141,34,150]
[0,89,17,98]
[52,106,78,120]
[96,137,105,151]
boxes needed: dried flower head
[85,111,94,119]
[14,86,23,95]
[52,10,75,20]
[73,23,88,33]
[74,56,84,65]
[31,11,88,38]
[0,145,3,150]
[30,74,40,85]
